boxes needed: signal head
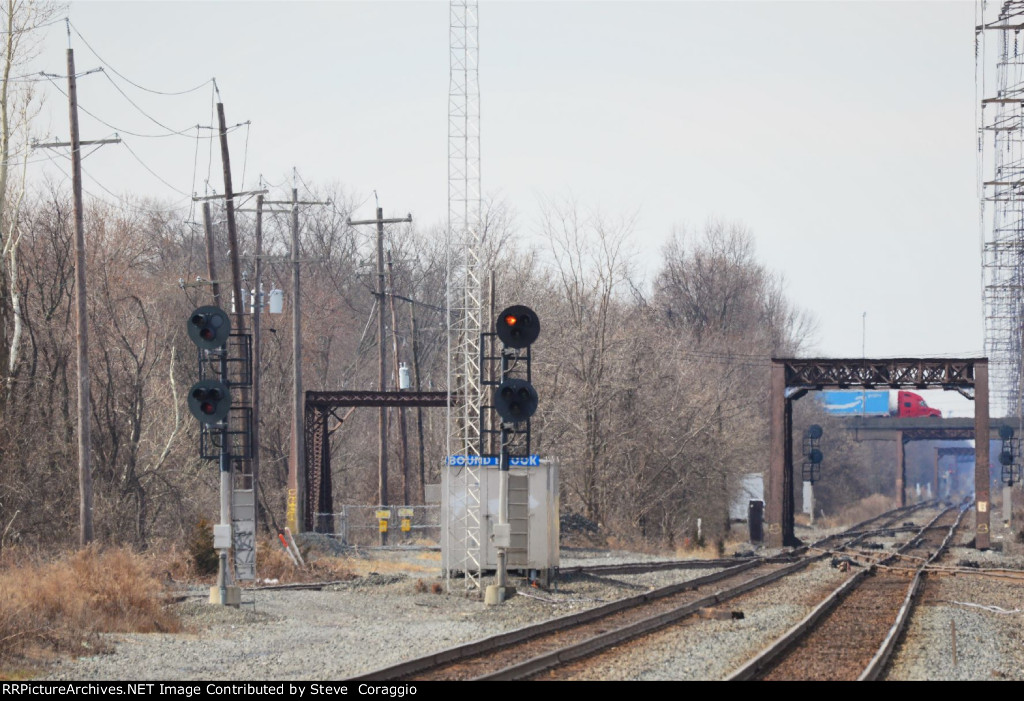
[187,305,231,350]
[493,378,538,422]
[187,379,231,425]
[806,424,823,440]
[1000,426,1015,441]
[807,448,823,465]
[495,305,540,349]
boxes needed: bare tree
[0,1,63,385]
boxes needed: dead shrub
[0,546,181,665]
[255,538,299,582]
[823,494,897,528]
[252,538,355,584]
[187,519,218,577]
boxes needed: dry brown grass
[818,493,898,528]
[0,545,181,667]
[253,539,356,584]
[345,557,435,577]
[604,533,736,560]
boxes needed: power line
[98,68,197,135]
[120,139,192,197]
[69,22,214,96]
[239,122,251,193]
[42,73,237,140]
[36,146,189,216]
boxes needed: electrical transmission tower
[446,0,484,591]
[980,1,1024,419]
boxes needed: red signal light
[187,379,231,425]
[495,305,539,349]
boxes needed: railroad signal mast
[801,425,823,527]
[998,426,1019,528]
[485,305,540,606]
[186,305,253,606]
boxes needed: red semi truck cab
[895,390,942,418]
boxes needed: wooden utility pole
[241,193,329,533]
[202,202,221,306]
[33,50,122,546]
[376,210,387,516]
[252,195,264,519]
[408,303,427,503]
[386,250,411,505]
[290,187,304,533]
[67,48,92,547]
[217,103,245,337]
[347,209,412,542]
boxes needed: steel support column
[975,360,991,548]
[316,409,332,533]
[895,431,905,508]
[768,361,794,547]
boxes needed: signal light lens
[187,379,231,425]
[187,306,231,350]
[493,378,538,422]
[496,305,540,349]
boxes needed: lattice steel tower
[446,0,484,590]
[980,0,1024,418]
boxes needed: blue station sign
[446,455,541,467]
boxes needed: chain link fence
[313,505,440,546]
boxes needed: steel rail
[348,501,943,682]
[725,505,958,681]
[475,558,814,681]
[348,559,762,681]
[858,505,969,681]
[481,502,938,682]
[565,557,750,577]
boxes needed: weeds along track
[350,502,941,682]
[729,504,967,681]
[564,500,936,580]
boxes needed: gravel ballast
[40,550,722,681]
[884,536,1024,681]
[36,521,1024,681]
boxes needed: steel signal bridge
[769,358,993,549]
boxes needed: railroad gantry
[768,357,992,549]
[304,390,450,533]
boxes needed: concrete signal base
[209,586,241,606]
[485,584,516,606]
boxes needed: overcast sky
[26,1,985,411]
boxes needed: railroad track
[350,502,943,681]
[727,503,968,681]
[564,500,937,580]
[564,557,750,577]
